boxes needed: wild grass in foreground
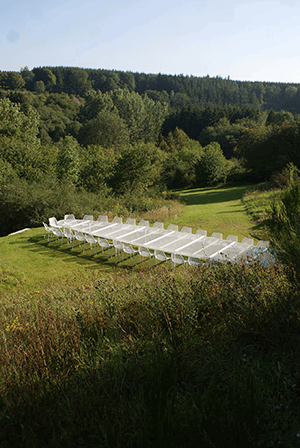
[1,262,300,447]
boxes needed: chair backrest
[154,250,169,261]
[181,226,192,234]
[113,240,123,250]
[63,227,74,237]
[167,224,178,232]
[64,214,75,220]
[49,217,58,227]
[188,256,203,267]
[241,237,254,246]
[195,229,207,236]
[85,233,96,244]
[171,253,186,265]
[139,246,151,257]
[97,215,108,222]
[138,220,149,227]
[153,222,164,229]
[112,216,123,224]
[125,218,136,225]
[75,231,85,240]
[211,232,223,240]
[226,234,238,242]
[256,240,269,248]
[83,215,94,221]
[43,222,51,231]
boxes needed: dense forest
[1,65,300,235]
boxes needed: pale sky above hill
[1,0,300,83]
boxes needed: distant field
[0,183,268,295]
[170,183,260,240]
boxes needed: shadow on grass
[178,184,252,206]
[22,234,157,273]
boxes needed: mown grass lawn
[170,183,257,240]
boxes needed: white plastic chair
[43,222,52,241]
[74,231,86,251]
[242,237,254,246]
[181,226,192,234]
[211,232,223,240]
[83,215,94,221]
[138,220,149,227]
[122,243,138,266]
[85,233,98,255]
[113,240,124,261]
[256,240,269,248]
[64,214,75,220]
[63,227,75,247]
[226,234,238,242]
[51,226,64,245]
[97,215,108,223]
[187,256,203,267]
[49,217,59,227]
[154,250,171,267]
[196,229,207,236]
[153,222,164,229]
[138,246,154,266]
[98,237,113,258]
[167,224,178,232]
[125,218,136,225]
[171,253,187,269]
[112,217,123,224]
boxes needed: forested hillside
[1,66,300,235]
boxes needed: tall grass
[1,262,299,447]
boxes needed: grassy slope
[0,183,263,295]
[169,183,257,240]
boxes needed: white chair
[171,253,187,269]
[153,222,164,229]
[125,218,136,225]
[74,231,86,251]
[122,243,138,266]
[196,229,207,236]
[226,234,238,242]
[112,216,123,224]
[43,222,52,241]
[241,237,254,245]
[63,227,75,247]
[138,220,149,227]
[113,240,124,261]
[97,215,108,223]
[51,226,64,246]
[64,214,75,220]
[98,237,113,258]
[167,224,178,232]
[187,256,203,267]
[181,226,192,234]
[256,240,269,248]
[211,232,223,240]
[83,215,94,221]
[154,250,171,267]
[49,217,59,227]
[138,246,154,266]
[84,233,98,255]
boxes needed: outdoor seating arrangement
[46,215,273,268]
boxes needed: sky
[1,0,300,83]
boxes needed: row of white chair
[43,222,204,269]
[62,215,269,246]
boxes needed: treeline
[1,66,300,112]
